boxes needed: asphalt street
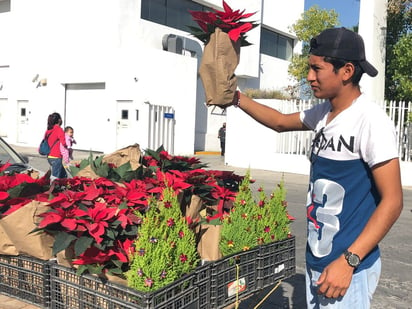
[10,146,412,308]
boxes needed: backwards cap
[309,27,378,77]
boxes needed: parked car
[0,137,37,174]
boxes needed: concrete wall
[358,0,388,102]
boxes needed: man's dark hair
[323,56,364,85]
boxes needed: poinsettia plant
[32,147,243,276]
[188,0,258,46]
[0,163,50,216]
[34,176,145,276]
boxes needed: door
[116,100,147,150]
[65,83,107,152]
[17,100,29,143]
[116,100,133,149]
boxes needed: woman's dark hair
[47,113,62,130]
[323,56,364,85]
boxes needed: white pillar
[358,0,388,103]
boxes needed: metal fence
[273,99,412,162]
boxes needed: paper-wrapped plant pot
[199,28,241,107]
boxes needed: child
[60,126,76,166]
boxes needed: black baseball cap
[309,27,378,77]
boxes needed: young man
[226,28,403,307]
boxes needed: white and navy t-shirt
[300,94,398,273]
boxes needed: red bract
[0,173,37,190]
[80,201,117,244]
[116,209,142,229]
[188,0,258,45]
[38,207,86,232]
[155,170,192,193]
[73,246,111,265]
[0,191,9,200]
[0,162,12,173]
[1,197,32,216]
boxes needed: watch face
[348,254,360,267]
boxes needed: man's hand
[316,255,354,298]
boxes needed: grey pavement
[3,145,412,308]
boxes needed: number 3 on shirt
[306,179,345,257]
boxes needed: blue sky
[304,0,360,28]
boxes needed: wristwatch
[344,249,361,268]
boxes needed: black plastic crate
[0,254,50,307]
[49,263,205,309]
[195,263,212,309]
[209,247,260,308]
[257,236,296,289]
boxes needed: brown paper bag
[199,28,241,106]
[197,224,222,261]
[0,223,19,255]
[56,245,75,268]
[0,200,54,260]
[75,164,100,179]
[103,144,141,170]
[181,195,222,261]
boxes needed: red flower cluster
[188,0,258,46]
[33,147,243,276]
[1,147,244,277]
[0,163,49,216]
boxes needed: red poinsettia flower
[1,197,32,216]
[73,246,111,265]
[0,191,9,200]
[0,162,12,173]
[78,201,117,244]
[38,207,86,232]
[188,0,258,46]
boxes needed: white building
[0,0,304,155]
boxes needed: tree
[385,0,412,100]
[288,6,339,98]
[390,33,412,101]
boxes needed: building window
[141,0,207,33]
[260,28,293,61]
[121,110,128,120]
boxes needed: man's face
[307,55,344,100]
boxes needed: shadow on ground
[239,273,306,309]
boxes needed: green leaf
[106,228,117,240]
[7,182,42,198]
[94,163,109,178]
[118,201,128,210]
[74,236,94,256]
[69,165,80,176]
[114,162,132,179]
[87,264,105,275]
[52,232,77,256]
[76,265,88,276]
[107,267,123,275]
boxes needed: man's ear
[342,62,355,82]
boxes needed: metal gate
[147,104,175,154]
